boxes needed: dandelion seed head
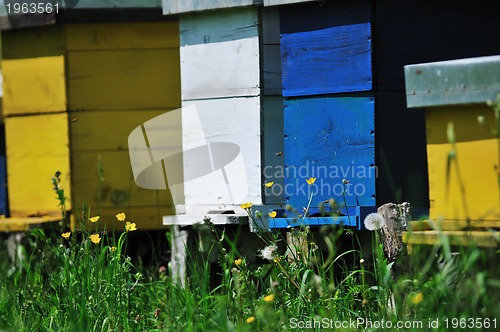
[259,245,277,261]
[363,212,385,231]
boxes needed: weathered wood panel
[163,0,260,15]
[264,0,315,6]
[69,109,176,151]
[1,25,64,59]
[262,7,281,96]
[2,56,66,115]
[405,55,500,108]
[284,96,375,209]
[180,7,259,100]
[5,113,71,217]
[66,22,178,50]
[181,97,261,208]
[71,150,174,212]
[262,96,284,204]
[68,49,180,110]
[281,23,372,97]
[74,0,161,9]
[74,206,171,231]
[425,105,499,221]
[0,155,7,216]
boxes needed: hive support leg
[378,202,411,262]
[170,225,189,287]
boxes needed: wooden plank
[261,6,280,45]
[270,216,357,228]
[69,109,177,151]
[179,8,259,100]
[180,7,258,45]
[5,113,71,217]
[66,21,179,50]
[0,156,6,216]
[163,0,260,15]
[0,216,61,232]
[0,12,54,31]
[262,96,284,204]
[72,206,171,231]
[68,49,180,110]
[182,97,262,208]
[403,230,498,248]
[281,23,372,97]
[2,56,66,115]
[375,0,500,91]
[263,44,281,96]
[405,55,500,108]
[265,0,315,5]
[74,0,161,8]
[284,96,375,209]
[409,220,500,232]
[425,105,499,221]
[71,150,174,211]
[1,25,64,59]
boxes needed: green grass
[0,213,498,331]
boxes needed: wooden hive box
[1,21,181,230]
[405,56,500,223]
[164,6,270,227]
[269,0,376,228]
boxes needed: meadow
[1,108,500,331]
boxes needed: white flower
[364,213,385,231]
[259,245,277,261]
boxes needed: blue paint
[283,96,375,212]
[268,205,377,229]
[281,23,372,97]
[270,215,357,229]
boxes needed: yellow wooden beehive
[1,21,180,230]
[405,56,500,223]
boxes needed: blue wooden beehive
[269,1,376,228]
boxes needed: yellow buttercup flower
[263,294,274,303]
[115,212,126,221]
[61,232,71,239]
[268,211,277,218]
[246,316,255,324]
[125,221,137,232]
[265,181,274,188]
[110,246,117,252]
[412,292,423,305]
[89,233,101,244]
[234,258,243,266]
[89,216,100,223]
[240,202,252,209]
[305,177,316,185]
